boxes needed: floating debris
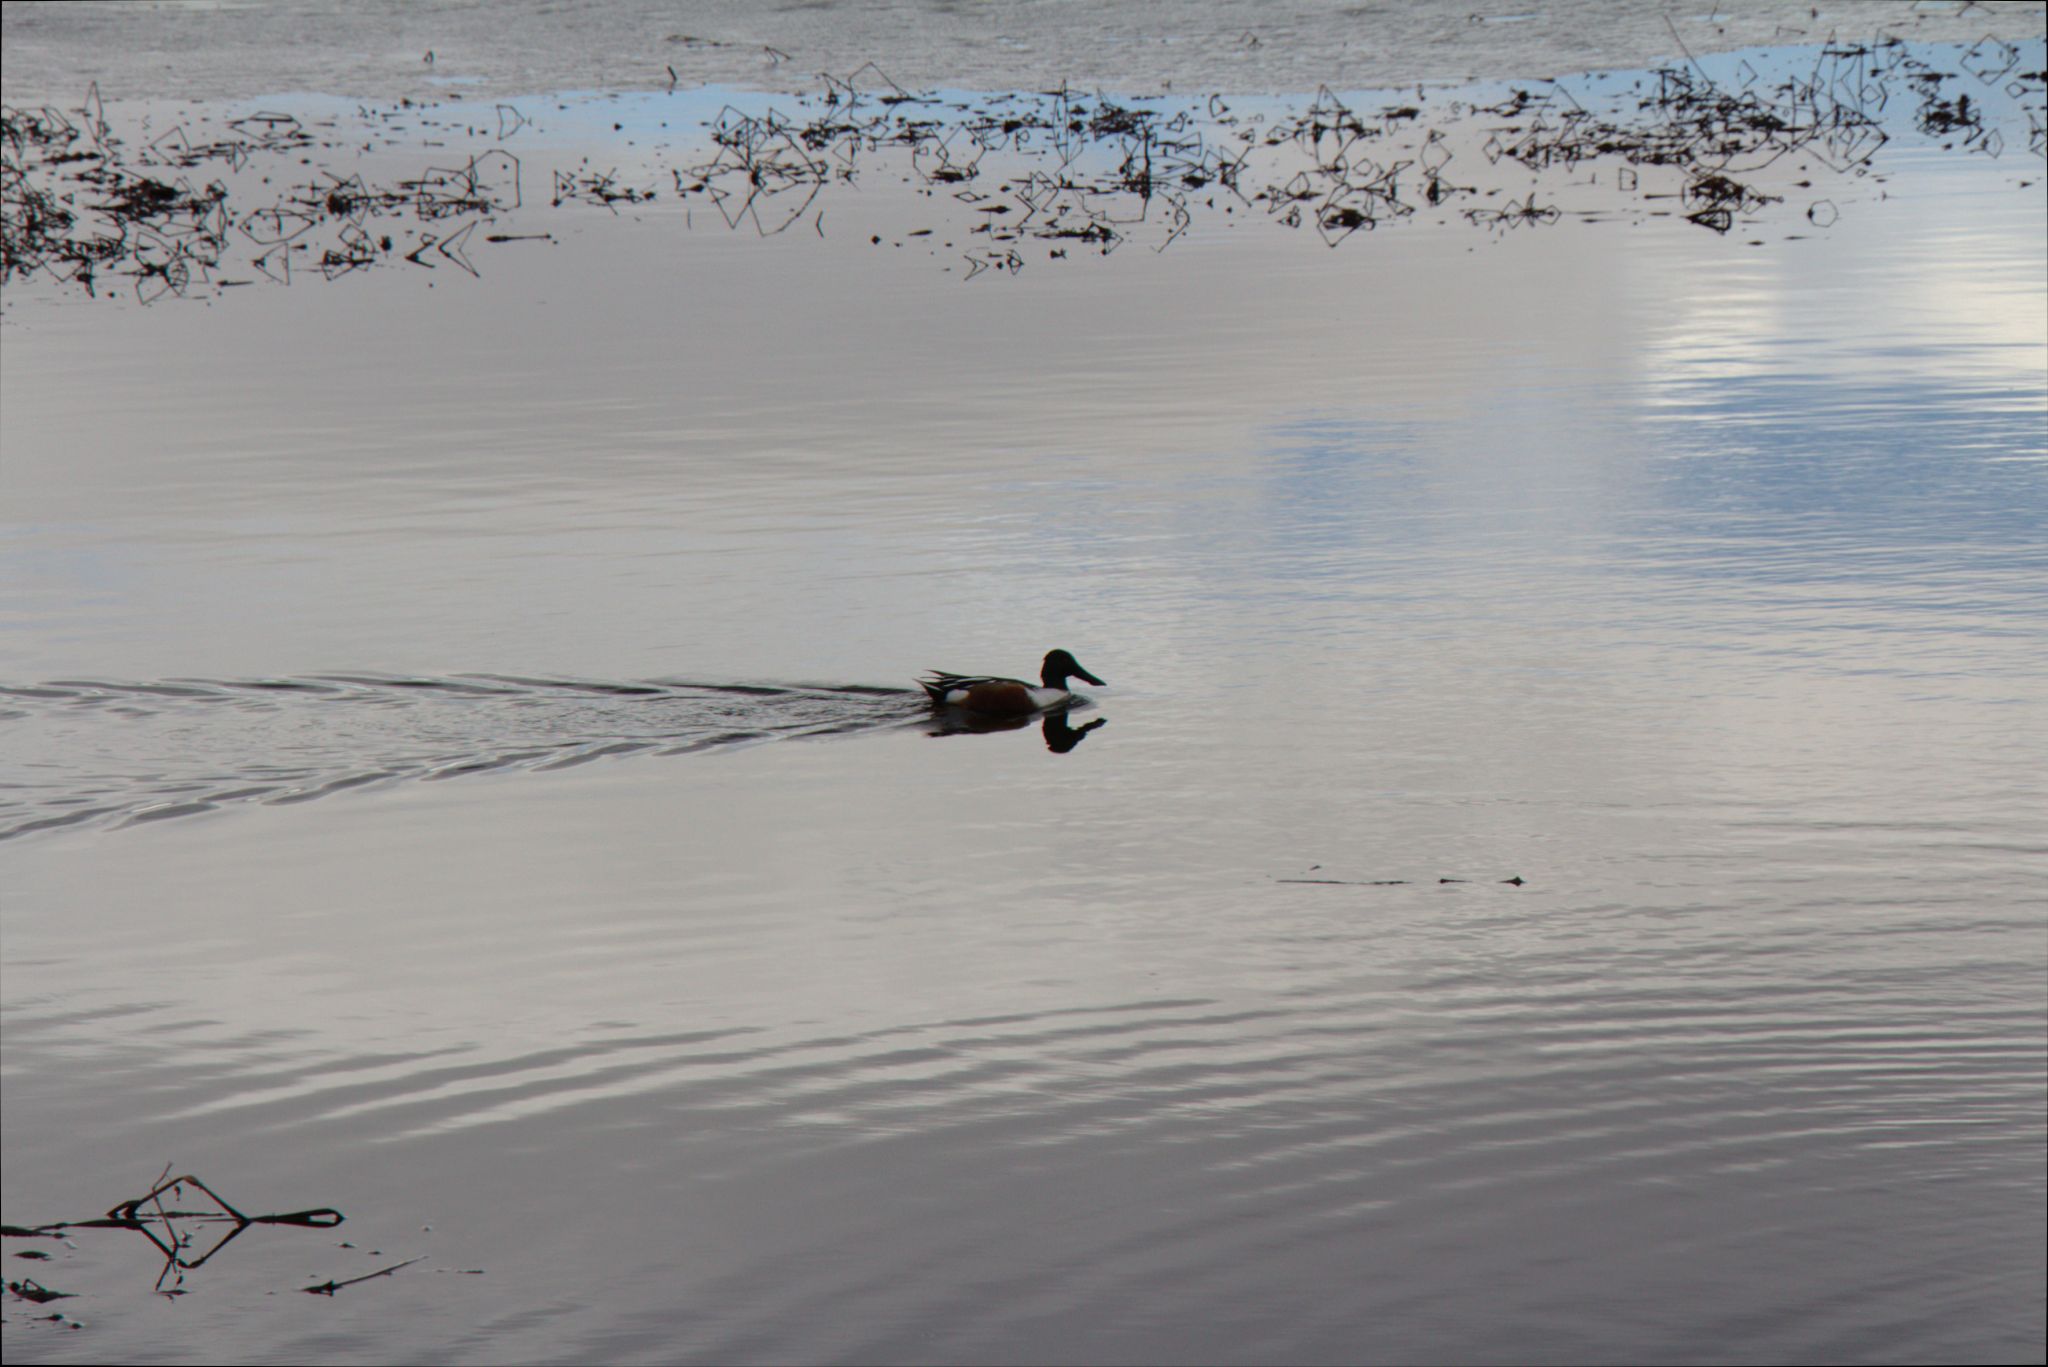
[1276,867,1526,887]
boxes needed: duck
[919,649,1105,717]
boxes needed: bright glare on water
[2,14,2044,1365]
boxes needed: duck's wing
[919,670,1022,703]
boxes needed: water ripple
[0,672,926,839]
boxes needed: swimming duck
[919,649,1105,716]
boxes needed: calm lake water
[3,15,2045,1365]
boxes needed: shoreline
[5,0,2045,106]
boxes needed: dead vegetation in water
[662,33,2040,266]
[2,1167,361,1300]
[3,31,2041,299]
[1,88,526,299]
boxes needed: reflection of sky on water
[1642,372,2044,539]
[4,40,2044,1367]
[1,42,2040,694]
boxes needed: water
[4,16,2045,1366]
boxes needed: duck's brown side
[954,680,1037,715]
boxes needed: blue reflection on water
[1643,373,2046,554]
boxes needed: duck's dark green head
[1042,649,1105,690]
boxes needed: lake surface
[3,9,2045,1364]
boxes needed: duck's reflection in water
[927,706,1107,753]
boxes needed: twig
[303,1255,425,1296]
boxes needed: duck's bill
[1073,667,1106,687]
